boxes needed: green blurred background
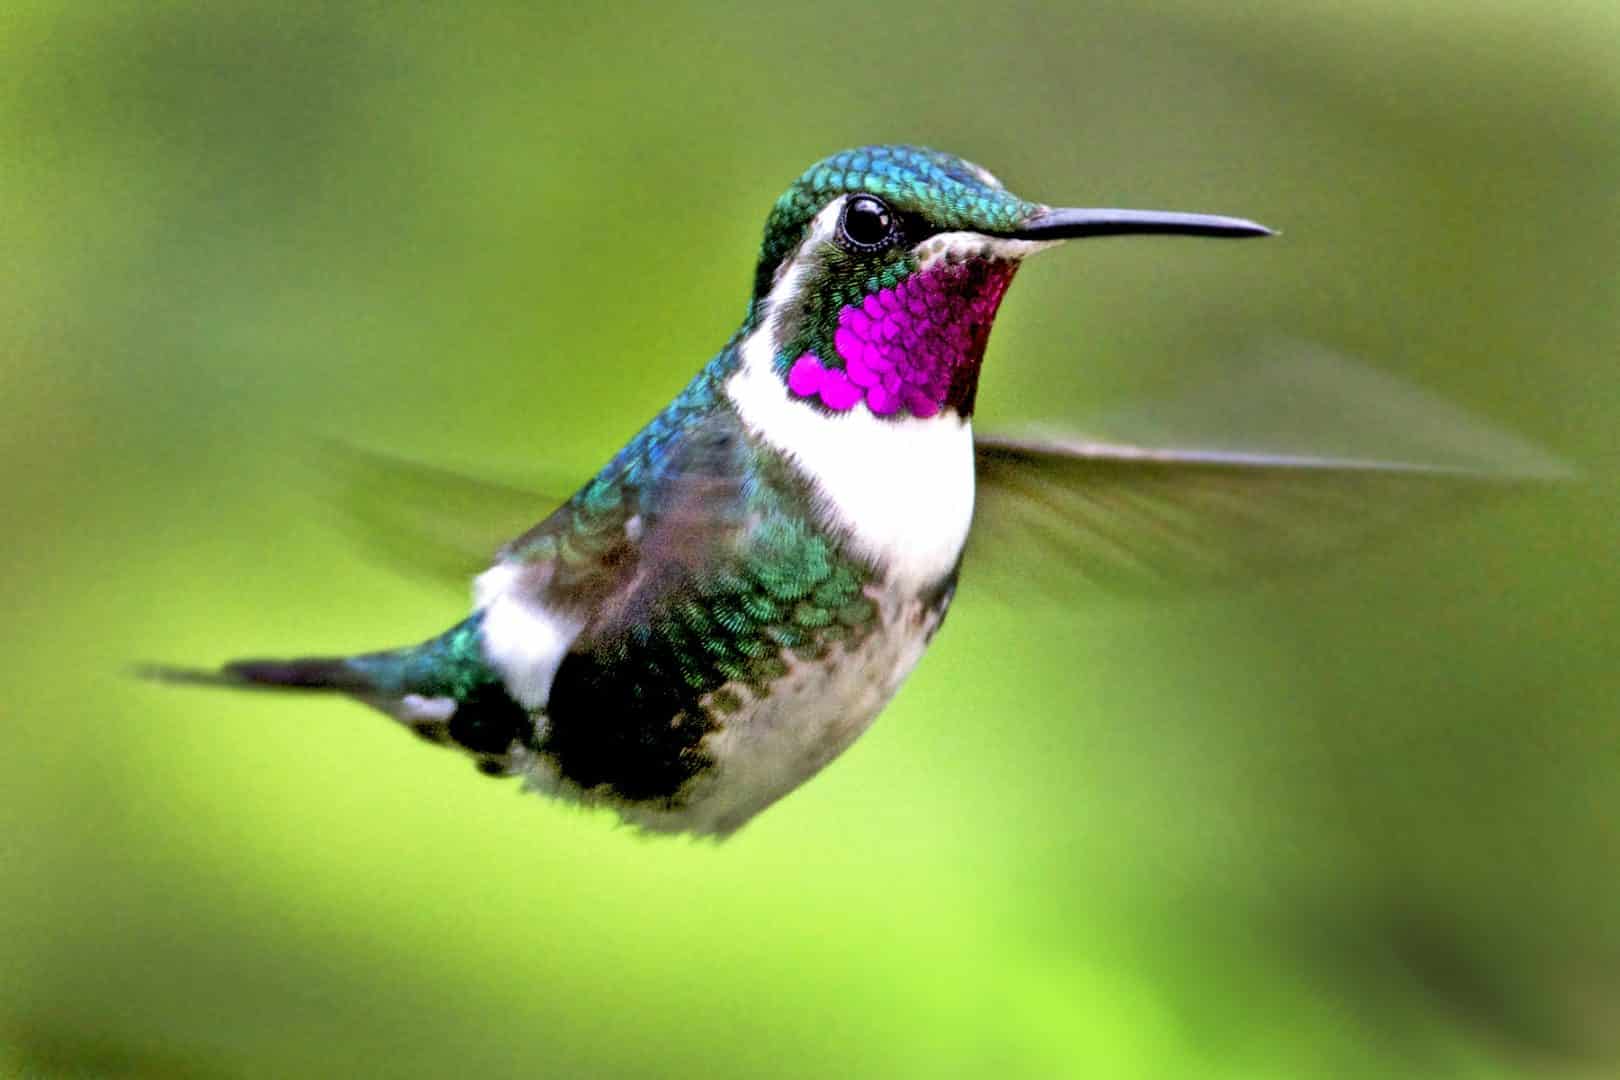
[3,3,1617,1076]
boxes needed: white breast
[726,334,976,593]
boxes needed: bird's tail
[141,615,493,698]
[140,655,379,693]
[142,617,526,762]
[141,640,450,749]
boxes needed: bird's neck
[723,322,978,594]
[754,252,1019,423]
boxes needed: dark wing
[534,405,756,634]
[968,348,1568,596]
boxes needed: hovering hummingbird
[156,145,1555,836]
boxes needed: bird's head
[744,145,1269,420]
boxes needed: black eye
[838,194,897,252]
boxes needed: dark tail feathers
[138,655,374,693]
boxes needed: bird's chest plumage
[618,415,972,834]
[493,434,972,836]
[726,330,980,595]
[614,355,979,834]
[660,576,955,835]
[487,353,979,835]
[501,566,959,838]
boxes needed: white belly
[726,326,978,594]
[614,587,949,837]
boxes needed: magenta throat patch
[787,258,1017,418]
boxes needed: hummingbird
[155,145,1554,836]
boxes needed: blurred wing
[325,443,576,587]
[544,408,755,643]
[971,439,1534,593]
[324,407,753,610]
[968,347,1568,596]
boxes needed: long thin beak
[1005,206,1275,241]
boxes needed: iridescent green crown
[751,145,1039,301]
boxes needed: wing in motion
[328,442,574,587]
[331,347,1568,597]
[966,346,1568,595]
[968,437,1548,594]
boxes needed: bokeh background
[4,3,1617,1076]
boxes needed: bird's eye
[838,194,897,252]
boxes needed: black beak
[1005,206,1274,241]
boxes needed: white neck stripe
[726,211,977,591]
